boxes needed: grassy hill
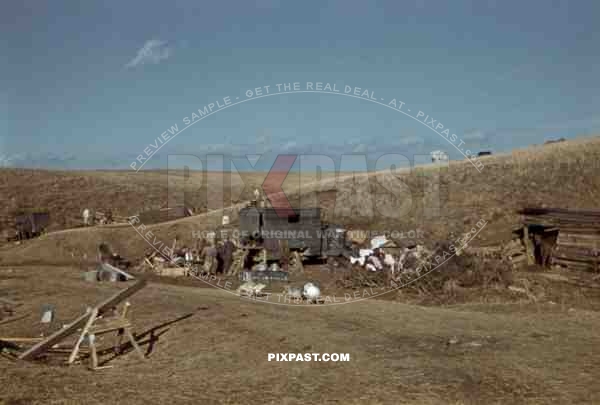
[1,135,599,266]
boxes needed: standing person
[82,208,90,227]
[215,240,225,275]
[221,236,235,275]
[202,239,218,275]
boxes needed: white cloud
[125,39,171,69]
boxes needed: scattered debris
[236,281,267,298]
[447,337,459,345]
[282,286,303,300]
[303,282,321,303]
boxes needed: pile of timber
[520,207,600,271]
[553,232,600,271]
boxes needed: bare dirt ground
[2,265,600,405]
[2,136,600,404]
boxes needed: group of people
[179,235,237,276]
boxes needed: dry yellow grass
[1,135,599,266]
[2,265,600,404]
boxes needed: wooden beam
[19,280,146,361]
[68,308,98,364]
[100,262,135,281]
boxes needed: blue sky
[1,0,599,171]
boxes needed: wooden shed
[519,207,600,271]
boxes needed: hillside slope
[1,136,599,266]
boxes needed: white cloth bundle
[303,282,321,300]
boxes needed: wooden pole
[68,308,98,364]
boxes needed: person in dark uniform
[215,241,225,275]
[220,236,235,275]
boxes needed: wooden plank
[89,334,98,370]
[68,308,98,364]
[19,280,146,361]
[100,262,135,281]
[126,329,145,361]
[94,280,147,314]
[554,246,600,257]
[560,233,600,241]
